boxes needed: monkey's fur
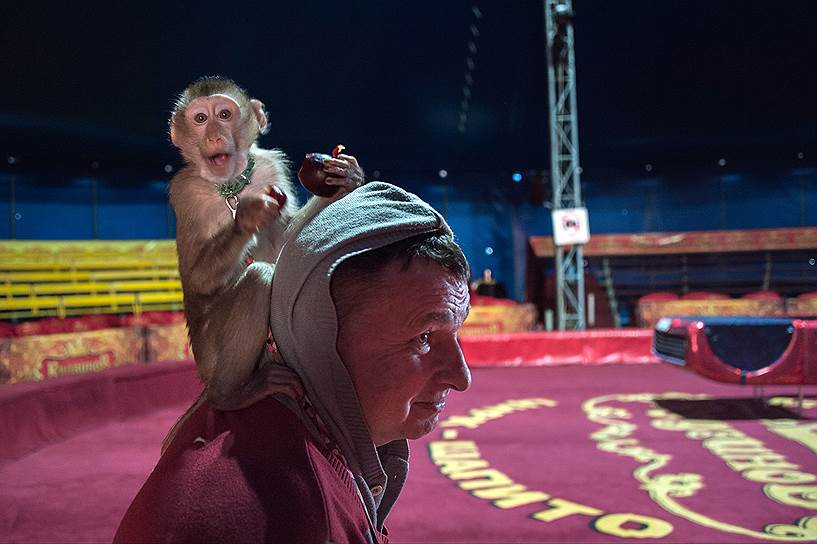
[168,77,314,408]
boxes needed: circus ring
[2,328,817,543]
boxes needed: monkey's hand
[321,154,365,195]
[234,186,286,235]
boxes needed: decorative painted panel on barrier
[0,240,178,265]
[460,303,537,336]
[788,297,817,316]
[0,327,145,384]
[145,321,191,363]
[638,298,786,328]
[0,319,192,384]
[530,227,817,257]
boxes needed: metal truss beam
[545,0,585,330]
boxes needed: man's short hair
[331,231,469,314]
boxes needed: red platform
[653,316,817,385]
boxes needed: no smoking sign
[551,207,590,246]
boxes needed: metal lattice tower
[544,0,585,330]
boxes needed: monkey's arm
[178,219,253,296]
[177,189,282,296]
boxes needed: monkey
[167,76,364,412]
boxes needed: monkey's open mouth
[208,153,230,167]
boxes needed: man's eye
[218,109,232,120]
[417,332,431,345]
[194,113,207,124]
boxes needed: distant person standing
[472,268,507,299]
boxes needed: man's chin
[404,414,440,441]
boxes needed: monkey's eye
[194,113,207,124]
[218,109,232,120]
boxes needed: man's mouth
[208,153,230,167]
[414,398,447,412]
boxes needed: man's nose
[439,337,471,392]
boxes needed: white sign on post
[552,207,590,246]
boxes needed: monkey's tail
[161,389,207,454]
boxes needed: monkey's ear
[169,116,179,147]
[250,99,270,135]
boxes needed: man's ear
[250,99,269,135]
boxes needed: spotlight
[718,158,727,167]
[164,164,173,173]
[438,169,448,179]
[7,156,17,165]
[512,172,523,183]
[485,247,494,255]
[555,3,573,26]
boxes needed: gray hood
[270,181,452,528]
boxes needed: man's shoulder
[222,397,359,495]
[221,397,373,541]
[164,397,325,494]
[116,397,367,543]
[216,397,322,477]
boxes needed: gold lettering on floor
[584,393,817,541]
[430,398,674,539]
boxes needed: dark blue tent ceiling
[2,0,815,178]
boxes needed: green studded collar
[215,154,255,200]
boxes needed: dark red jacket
[114,397,386,543]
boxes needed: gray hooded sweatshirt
[268,181,453,531]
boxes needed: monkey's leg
[204,261,274,403]
[206,348,304,411]
[204,261,305,410]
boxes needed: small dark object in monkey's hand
[297,144,346,197]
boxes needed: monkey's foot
[208,364,304,411]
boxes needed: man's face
[335,258,471,446]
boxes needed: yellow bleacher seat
[0,259,178,272]
[0,291,185,320]
[0,279,182,298]
[0,240,184,319]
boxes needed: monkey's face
[176,93,253,182]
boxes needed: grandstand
[529,227,817,328]
[0,241,181,320]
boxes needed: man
[114,182,471,543]
[472,267,507,299]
